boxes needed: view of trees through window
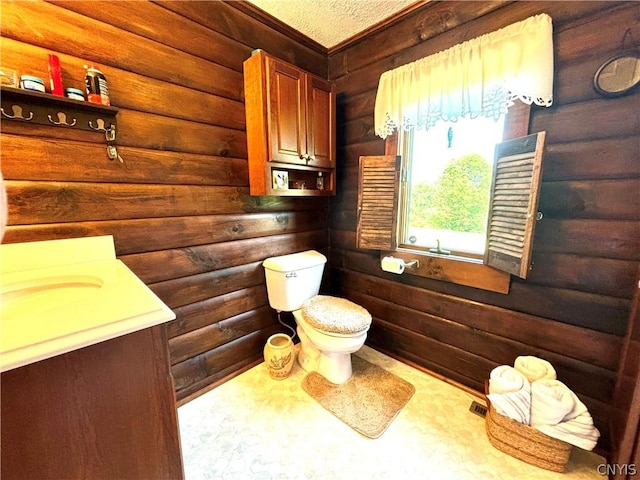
[404,115,505,255]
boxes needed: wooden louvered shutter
[485,132,546,279]
[356,155,401,250]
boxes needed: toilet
[263,250,372,384]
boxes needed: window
[356,105,546,293]
[358,14,554,293]
[399,115,506,258]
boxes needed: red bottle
[48,54,64,96]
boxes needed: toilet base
[296,333,320,372]
[296,325,355,385]
[318,351,353,384]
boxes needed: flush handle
[285,272,297,278]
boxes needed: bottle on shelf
[48,54,64,96]
[84,64,110,106]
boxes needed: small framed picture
[272,170,288,190]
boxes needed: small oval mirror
[593,52,640,97]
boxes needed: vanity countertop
[0,236,175,372]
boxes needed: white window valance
[374,14,554,139]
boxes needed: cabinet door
[307,76,335,168]
[267,57,307,165]
[1,326,184,480]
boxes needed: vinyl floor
[178,345,605,480]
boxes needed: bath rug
[301,355,415,438]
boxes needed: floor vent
[469,400,488,418]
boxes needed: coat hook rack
[1,86,119,161]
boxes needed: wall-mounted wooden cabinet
[244,50,336,196]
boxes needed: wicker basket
[484,383,572,472]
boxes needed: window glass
[401,115,506,256]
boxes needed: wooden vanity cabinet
[0,325,184,480]
[244,49,336,196]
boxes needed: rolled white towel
[536,414,600,451]
[487,365,531,425]
[514,355,557,383]
[530,379,578,426]
[489,365,528,394]
[531,379,600,450]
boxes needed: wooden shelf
[268,162,334,196]
[1,85,121,161]
[0,86,118,133]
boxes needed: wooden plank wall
[610,267,640,473]
[0,0,329,404]
[328,0,640,453]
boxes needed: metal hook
[48,112,77,127]
[89,118,109,132]
[105,125,116,142]
[1,104,34,121]
[107,144,123,163]
[104,125,122,162]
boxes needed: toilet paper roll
[381,256,405,274]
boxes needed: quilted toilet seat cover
[301,295,372,335]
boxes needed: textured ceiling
[246,0,420,48]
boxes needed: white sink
[0,236,175,372]
[2,275,104,320]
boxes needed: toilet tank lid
[263,250,327,272]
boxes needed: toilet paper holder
[401,259,419,268]
[381,256,420,272]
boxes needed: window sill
[380,249,511,294]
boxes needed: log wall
[2,0,638,456]
[0,0,329,403]
[328,1,640,453]
[610,267,640,473]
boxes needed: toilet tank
[263,250,327,312]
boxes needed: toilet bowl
[262,251,372,384]
[293,295,371,384]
